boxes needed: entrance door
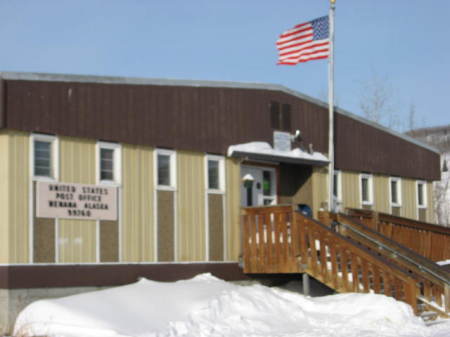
[240,166,276,207]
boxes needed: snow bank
[14,273,450,337]
[227,142,329,163]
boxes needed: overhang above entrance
[227,142,329,166]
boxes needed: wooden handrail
[346,208,450,262]
[320,211,450,316]
[347,208,450,235]
[294,212,420,313]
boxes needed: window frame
[205,154,225,194]
[96,141,122,186]
[416,180,427,208]
[31,133,59,181]
[389,177,402,207]
[155,149,176,191]
[359,173,373,206]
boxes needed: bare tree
[408,103,416,132]
[317,87,340,107]
[359,73,398,129]
[434,173,450,227]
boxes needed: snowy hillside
[407,125,450,227]
[13,274,450,337]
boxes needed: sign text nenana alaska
[36,182,117,221]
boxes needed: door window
[241,166,276,207]
[262,170,276,205]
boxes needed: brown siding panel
[3,78,439,180]
[208,194,224,261]
[157,190,175,262]
[33,182,55,263]
[335,113,440,181]
[4,80,328,156]
[0,79,4,128]
[100,221,119,262]
[33,218,55,263]
[391,206,401,217]
[0,263,250,289]
[419,208,427,222]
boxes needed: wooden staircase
[241,205,450,318]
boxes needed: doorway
[240,165,277,207]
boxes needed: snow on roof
[227,142,329,166]
[14,273,450,337]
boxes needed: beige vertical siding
[0,132,10,263]
[311,167,329,217]
[225,158,241,261]
[8,132,30,263]
[401,178,417,220]
[121,145,155,262]
[341,171,360,210]
[373,175,390,213]
[58,137,97,263]
[176,151,206,261]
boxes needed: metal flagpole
[328,0,336,212]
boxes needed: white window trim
[155,148,177,191]
[96,141,122,186]
[205,154,225,194]
[30,133,59,182]
[333,170,342,203]
[416,180,428,208]
[389,177,402,207]
[359,173,373,206]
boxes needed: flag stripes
[276,16,330,65]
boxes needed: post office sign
[36,181,117,221]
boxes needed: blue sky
[0,0,448,129]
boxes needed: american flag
[276,16,330,65]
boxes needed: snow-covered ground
[13,273,450,337]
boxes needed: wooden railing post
[370,210,378,231]
[404,279,419,315]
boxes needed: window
[389,177,402,207]
[32,134,58,180]
[360,174,373,205]
[35,141,51,177]
[417,181,427,208]
[97,142,121,184]
[206,155,224,192]
[156,149,176,189]
[100,148,114,180]
[333,170,342,202]
[270,101,291,132]
[262,169,276,205]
